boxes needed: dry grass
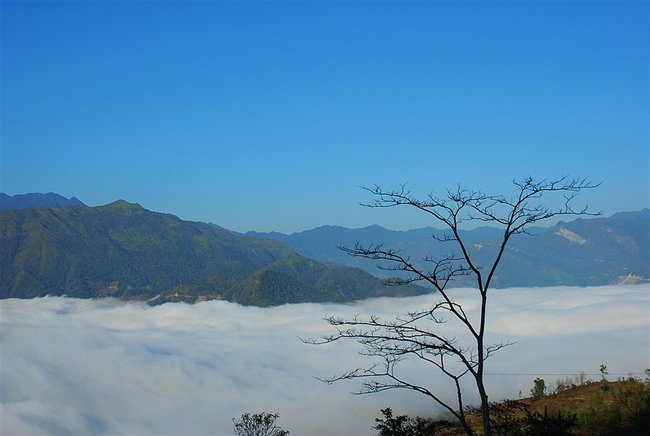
[457,380,650,436]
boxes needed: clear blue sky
[2,1,648,233]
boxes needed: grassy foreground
[374,377,649,435]
[463,378,650,436]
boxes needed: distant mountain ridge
[4,192,646,300]
[0,192,85,211]
[0,200,428,305]
[243,225,508,271]
[243,209,650,288]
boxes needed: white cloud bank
[2,284,648,436]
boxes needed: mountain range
[0,197,427,305]
[1,193,647,306]
[243,209,649,288]
[0,192,85,211]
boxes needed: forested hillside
[0,201,428,305]
[3,195,646,305]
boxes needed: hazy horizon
[3,190,647,235]
[3,284,648,435]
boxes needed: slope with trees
[370,375,650,435]
[0,200,428,305]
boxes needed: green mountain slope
[1,201,428,305]
[223,256,427,306]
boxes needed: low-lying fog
[2,284,648,435]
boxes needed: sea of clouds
[2,284,648,436]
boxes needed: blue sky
[2,1,648,233]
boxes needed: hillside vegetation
[0,201,428,305]
[2,194,647,305]
[372,377,650,435]
[483,378,650,436]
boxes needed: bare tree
[306,176,600,436]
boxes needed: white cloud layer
[2,284,648,436]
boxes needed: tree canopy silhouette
[232,412,289,436]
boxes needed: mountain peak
[0,192,85,211]
[105,199,144,210]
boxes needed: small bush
[232,412,289,436]
[373,408,454,436]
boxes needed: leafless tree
[306,176,600,436]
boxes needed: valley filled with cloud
[2,284,648,435]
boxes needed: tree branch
[308,176,599,436]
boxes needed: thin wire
[485,372,645,376]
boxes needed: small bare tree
[306,176,599,436]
